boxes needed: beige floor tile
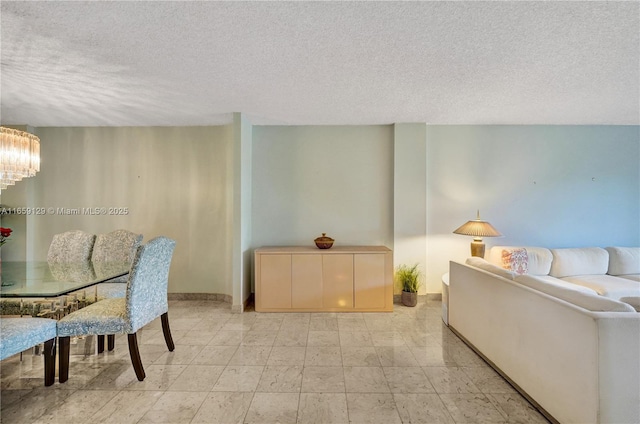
[345,393,402,424]
[123,364,188,391]
[393,393,455,423]
[191,345,238,365]
[309,317,339,331]
[337,319,368,331]
[267,346,307,366]
[256,365,303,392]
[439,393,507,423]
[138,390,207,423]
[297,392,349,424]
[307,330,340,346]
[228,345,272,365]
[344,366,389,393]
[212,365,264,392]
[461,366,517,394]
[208,330,246,346]
[274,328,309,347]
[240,330,278,346]
[383,367,435,393]
[245,392,299,424]
[487,393,550,423]
[191,391,254,424]
[152,344,205,365]
[90,390,164,423]
[341,346,381,366]
[167,364,225,391]
[370,331,407,347]
[339,331,373,347]
[409,345,456,367]
[0,386,75,423]
[301,366,345,393]
[34,389,119,423]
[375,346,420,367]
[423,366,482,394]
[304,346,342,366]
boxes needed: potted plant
[396,264,422,307]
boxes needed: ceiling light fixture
[0,127,41,192]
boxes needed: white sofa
[449,246,640,424]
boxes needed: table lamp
[453,210,502,258]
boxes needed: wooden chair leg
[97,335,105,353]
[59,336,70,383]
[127,333,145,381]
[107,335,115,351]
[43,338,56,386]
[161,312,175,352]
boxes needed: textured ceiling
[1,1,639,126]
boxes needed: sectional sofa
[449,246,640,424]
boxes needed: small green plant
[395,264,422,293]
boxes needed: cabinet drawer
[322,254,354,309]
[258,254,292,309]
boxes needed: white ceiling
[1,1,638,127]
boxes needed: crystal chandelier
[0,127,41,192]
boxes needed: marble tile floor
[0,299,550,424]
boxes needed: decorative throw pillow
[502,248,529,275]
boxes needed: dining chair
[0,317,57,386]
[75,229,142,352]
[57,236,176,383]
[47,230,96,264]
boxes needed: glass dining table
[0,261,130,298]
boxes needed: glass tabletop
[0,261,130,298]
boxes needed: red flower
[0,227,12,246]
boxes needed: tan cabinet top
[255,246,391,254]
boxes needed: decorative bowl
[314,233,334,249]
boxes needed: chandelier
[0,127,41,192]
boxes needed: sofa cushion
[606,247,640,275]
[515,274,599,295]
[488,246,553,275]
[515,275,636,313]
[549,247,609,278]
[466,257,516,280]
[560,274,640,302]
[616,274,640,282]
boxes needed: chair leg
[107,334,115,351]
[127,333,145,381]
[59,336,70,383]
[43,338,56,386]
[97,335,105,353]
[161,312,175,352]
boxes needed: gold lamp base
[470,239,485,258]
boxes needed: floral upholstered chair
[90,229,143,352]
[57,236,176,383]
[0,317,57,386]
[47,230,96,264]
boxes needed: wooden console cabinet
[255,246,393,312]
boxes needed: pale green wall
[425,125,640,292]
[1,126,235,294]
[251,125,395,253]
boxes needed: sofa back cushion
[605,247,640,276]
[515,274,636,313]
[488,246,553,275]
[466,257,516,280]
[549,247,609,278]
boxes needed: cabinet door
[354,254,386,309]
[323,254,353,309]
[259,254,292,309]
[292,254,323,309]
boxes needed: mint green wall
[251,125,395,251]
[426,125,640,291]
